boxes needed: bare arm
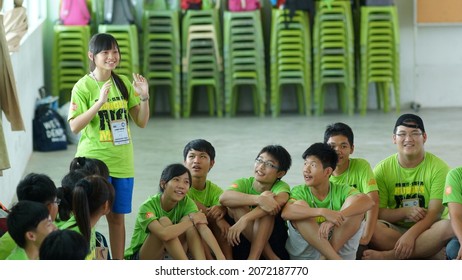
[282,199,326,221]
[378,205,427,224]
[128,73,150,128]
[147,218,194,242]
[340,193,374,218]
[219,190,259,208]
[196,224,226,260]
[129,101,149,128]
[393,199,444,259]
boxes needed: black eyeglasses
[255,158,279,170]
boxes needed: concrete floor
[24,107,462,249]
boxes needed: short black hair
[39,229,89,260]
[302,143,338,170]
[16,173,57,204]
[183,139,216,161]
[7,200,49,248]
[324,122,354,146]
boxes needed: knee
[158,216,173,226]
[106,212,125,225]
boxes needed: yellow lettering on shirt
[99,130,113,142]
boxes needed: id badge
[110,119,130,146]
[402,198,419,208]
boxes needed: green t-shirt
[59,216,96,260]
[0,232,15,260]
[374,152,450,227]
[443,167,462,207]
[289,182,360,223]
[124,193,199,259]
[6,246,28,260]
[187,180,223,207]
[227,177,290,196]
[330,158,378,194]
[68,74,140,178]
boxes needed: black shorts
[224,213,289,260]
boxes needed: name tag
[402,198,419,208]
[110,119,130,146]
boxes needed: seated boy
[183,139,232,259]
[0,173,58,259]
[282,143,374,259]
[219,144,292,260]
[6,200,57,260]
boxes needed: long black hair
[72,175,114,243]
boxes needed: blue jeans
[446,237,460,260]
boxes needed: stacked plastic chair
[52,25,91,105]
[313,0,355,116]
[181,9,223,117]
[223,10,266,117]
[270,9,312,117]
[359,4,400,115]
[98,24,140,77]
[141,3,181,118]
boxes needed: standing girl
[68,33,150,259]
[124,164,225,260]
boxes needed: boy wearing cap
[363,114,454,259]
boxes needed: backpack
[103,0,135,25]
[283,0,314,28]
[228,0,260,11]
[59,0,91,26]
[32,105,68,152]
[181,0,202,10]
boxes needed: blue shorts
[108,177,134,214]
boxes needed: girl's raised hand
[132,73,149,99]
[98,80,112,105]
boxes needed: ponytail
[72,180,92,243]
[111,72,129,101]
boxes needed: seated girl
[124,163,225,260]
[59,175,114,260]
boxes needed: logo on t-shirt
[145,212,154,219]
[70,102,78,111]
[445,185,452,195]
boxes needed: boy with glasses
[219,144,292,260]
[324,122,379,258]
[363,114,454,259]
